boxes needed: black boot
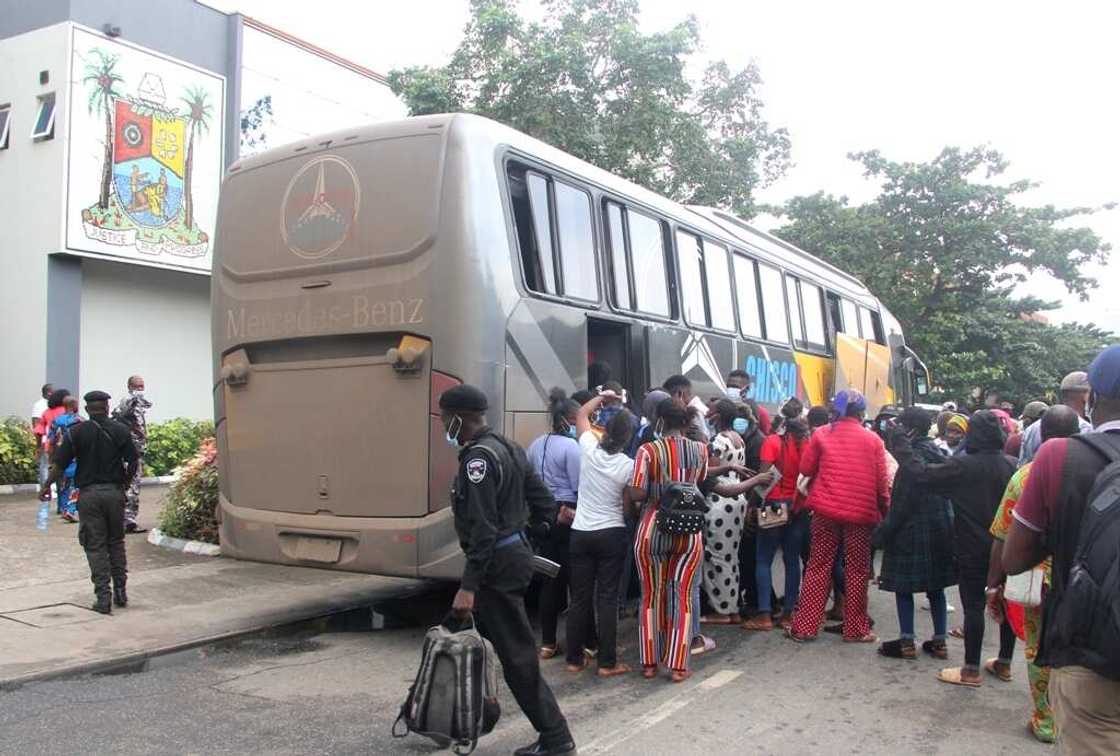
[92,595,112,615]
[113,582,128,608]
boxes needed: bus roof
[228,112,879,306]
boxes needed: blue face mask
[732,417,750,434]
[566,425,578,438]
[445,415,463,448]
[725,387,744,401]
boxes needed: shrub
[0,417,38,485]
[158,438,220,544]
[144,418,215,477]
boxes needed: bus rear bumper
[217,495,465,580]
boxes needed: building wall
[0,23,72,418]
[79,257,212,421]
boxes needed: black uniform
[451,428,572,750]
[52,414,139,603]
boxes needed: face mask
[445,415,463,448]
[732,417,750,434]
[724,387,744,401]
[566,425,578,438]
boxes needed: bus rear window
[219,133,443,276]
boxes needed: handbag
[1004,567,1045,608]
[757,500,790,530]
[656,482,708,535]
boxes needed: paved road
[0,578,1051,755]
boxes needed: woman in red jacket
[787,390,890,643]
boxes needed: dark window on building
[32,92,55,141]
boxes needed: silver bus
[211,113,929,579]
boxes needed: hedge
[0,416,214,484]
[0,418,38,485]
[157,438,219,544]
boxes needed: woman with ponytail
[527,388,597,660]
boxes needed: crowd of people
[31,376,152,532]
[507,345,1120,753]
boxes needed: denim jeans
[895,590,947,640]
[755,506,808,614]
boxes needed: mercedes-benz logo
[280,155,361,260]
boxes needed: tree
[388,0,790,217]
[82,49,124,210]
[774,147,1113,404]
[239,94,273,155]
[179,87,213,230]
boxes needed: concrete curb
[0,475,177,496]
[147,528,221,556]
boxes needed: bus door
[587,317,647,404]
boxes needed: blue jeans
[895,590,947,641]
[755,506,808,614]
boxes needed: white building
[0,0,404,421]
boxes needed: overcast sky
[206,0,1119,332]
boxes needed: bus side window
[705,243,735,332]
[840,298,861,337]
[676,230,707,327]
[553,180,598,301]
[786,274,806,346]
[757,263,789,344]
[733,254,764,339]
[800,280,829,352]
[605,203,632,310]
[861,306,885,344]
[627,210,671,317]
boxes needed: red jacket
[800,417,890,526]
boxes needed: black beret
[439,384,488,413]
[84,390,112,402]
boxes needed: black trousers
[77,484,127,598]
[538,524,597,650]
[958,571,1016,668]
[567,527,627,668]
[477,541,572,748]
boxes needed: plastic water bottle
[36,500,50,531]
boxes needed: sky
[205,0,1119,332]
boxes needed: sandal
[778,614,794,631]
[566,659,588,674]
[785,627,816,643]
[878,639,916,659]
[949,626,965,640]
[641,665,658,679]
[670,669,692,683]
[922,640,948,660]
[597,664,631,678]
[741,615,774,631]
[700,614,737,625]
[844,632,879,643]
[690,635,716,656]
[538,644,559,660]
[984,658,1012,682]
[937,667,981,687]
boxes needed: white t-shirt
[572,431,634,532]
[32,398,47,421]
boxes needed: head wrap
[946,414,969,434]
[832,389,866,418]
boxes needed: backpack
[393,616,501,754]
[656,482,708,535]
[1046,433,1120,680]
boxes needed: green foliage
[0,418,37,486]
[144,418,215,477]
[389,0,790,218]
[775,147,1114,404]
[158,439,219,544]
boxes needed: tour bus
[211,113,929,579]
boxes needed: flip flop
[566,660,588,674]
[844,633,878,643]
[670,669,692,683]
[785,627,816,643]
[741,615,775,631]
[937,667,981,687]
[949,627,965,639]
[538,645,559,660]
[641,665,658,679]
[700,614,736,625]
[984,658,1012,682]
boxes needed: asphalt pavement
[0,574,1052,755]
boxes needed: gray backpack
[393,617,501,754]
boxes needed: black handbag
[656,482,708,535]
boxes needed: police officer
[39,390,139,615]
[440,384,576,756]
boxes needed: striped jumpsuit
[632,435,708,672]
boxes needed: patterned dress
[701,432,747,616]
[113,392,151,527]
[990,464,1055,743]
[632,435,708,672]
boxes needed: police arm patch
[466,457,487,484]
